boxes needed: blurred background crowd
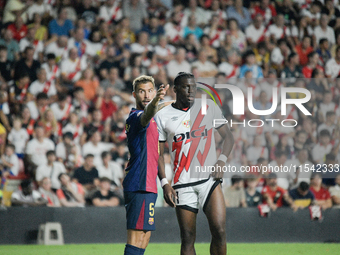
[0,0,339,211]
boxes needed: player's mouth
[142,100,150,105]
[187,95,195,101]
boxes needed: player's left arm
[212,124,234,179]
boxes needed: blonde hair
[132,75,155,92]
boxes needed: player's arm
[158,141,177,207]
[213,124,235,179]
[140,84,169,127]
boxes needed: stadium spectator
[99,0,122,24]
[36,150,66,190]
[0,144,20,177]
[25,125,55,171]
[14,46,41,82]
[122,0,148,32]
[0,46,14,84]
[239,50,263,79]
[245,176,262,207]
[48,7,74,37]
[329,174,340,208]
[262,173,296,211]
[56,173,85,207]
[97,151,123,190]
[100,67,125,92]
[7,16,28,42]
[295,36,314,67]
[141,16,165,45]
[325,45,340,79]
[0,29,20,62]
[226,0,251,31]
[224,175,247,208]
[38,177,61,207]
[313,14,335,46]
[11,179,48,207]
[166,48,191,81]
[287,149,313,188]
[289,181,315,209]
[184,14,204,41]
[60,48,88,86]
[309,173,332,210]
[316,38,331,65]
[19,27,44,62]
[312,129,332,164]
[72,154,99,193]
[28,68,57,100]
[45,36,69,63]
[7,117,29,157]
[246,136,269,165]
[191,49,218,77]
[245,14,266,47]
[302,51,323,78]
[91,177,120,207]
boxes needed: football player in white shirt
[156,72,234,255]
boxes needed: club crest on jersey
[182,120,190,128]
[149,218,154,225]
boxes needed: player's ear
[173,85,177,93]
[132,91,136,98]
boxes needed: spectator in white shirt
[50,93,74,122]
[7,117,29,156]
[314,14,335,47]
[25,125,55,170]
[11,179,48,207]
[325,45,340,78]
[312,129,333,164]
[28,68,57,99]
[166,48,191,81]
[36,150,66,190]
[99,0,122,24]
[317,111,336,135]
[1,144,20,177]
[287,149,313,189]
[19,27,44,62]
[97,151,123,189]
[245,14,266,47]
[39,177,61,207]
[82,131,114,167]
[191,49,218,77]
[61,48,88,84]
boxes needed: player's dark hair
[174,72,194,88]
[0,45,7,51]
[299,181,309,192]
[46,53,56,60]
[231,175,243,186]
[46,150,55,157]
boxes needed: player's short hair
[46,150,55,157]
[174,72,194,88]
[299,181,309,192]
[132,75,155,92]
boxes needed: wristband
[161,178,169,188]
[218,154,228,163]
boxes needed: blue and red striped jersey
[123,109,159,193]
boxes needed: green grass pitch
[0,243,339,255]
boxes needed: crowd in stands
[0,0,340,210]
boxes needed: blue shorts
[124,191,157,231]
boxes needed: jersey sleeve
[127,111,148,133]
[154,112,167,142]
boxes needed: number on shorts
[149,203,154,217]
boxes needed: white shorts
[173,178,221,213]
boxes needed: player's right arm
[140,84,169,127]
[158,141,177,207]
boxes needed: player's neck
[173,101,191,111]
